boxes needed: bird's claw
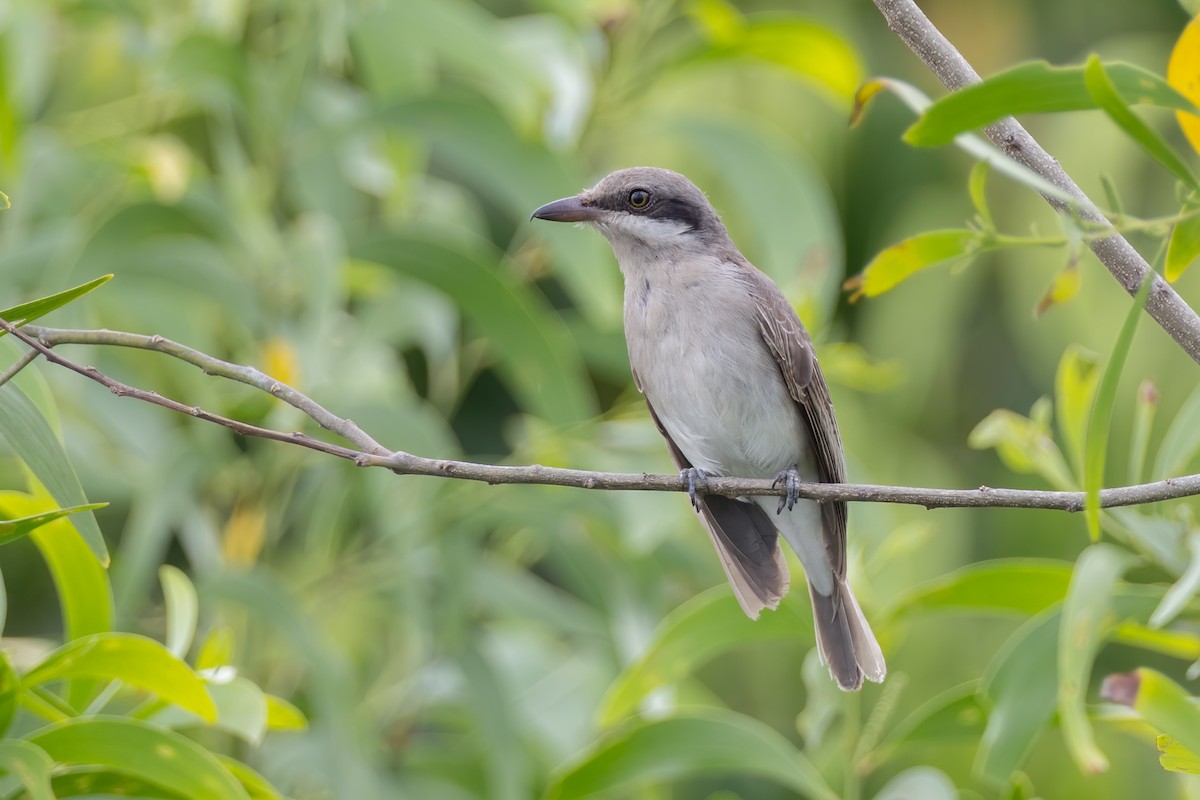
[772,465,802,514]
[681,467,709,511]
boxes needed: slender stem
[872,0,1200,365]
[0,346,39,387]
[8,318,1200,513]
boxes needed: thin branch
[872,0,1200,366]
[20,324,389,456]
[0,346,40,387]
[8,319,1200,513]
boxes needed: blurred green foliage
[4,0,1200,797]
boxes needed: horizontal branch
[873,0,1200,365]
[5,320,1200,512]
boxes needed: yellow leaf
[1035,263,1081,317]
[1168,17,1200,156]
[1166,207,1200,282]
[844,229,978,300]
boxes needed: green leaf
[1151,534,1200,628]
[160,565,198,660]
[0,191,9,210]
[1,490,113,709]
[219,755,286,799]
[873,766,957,800]
[0,385,106,562]
[845,230,979,300]
[968,403,1076,490]
[852,77,1080,204]
[886,559,1073,621]
[1035,261,1083,318]
[1058,544,1134,774]
[0,274,113,331]
[977,608,1061,782]
[1055,345,1101,477]
[26,716,250,800]
[1084,274,1152,539]
[196,626,235,671]
[1112,620,1200,659]
[1158,735,1200,774]
[1166,206,1200,282]
[0,502,108,546]
[265,693,308,731]
[0,741,54,800]
[545,709,839,800]
[22,633,217,723]
[597,587,808,726]
[905,60,1197,147]
[1153,379,1200,479]
[1084,55,1200,192]
[0,651,19,736]
[352,236,596,425]
[969,160,994,229]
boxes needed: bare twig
[7,319,1200,513]
[0,346,40,387]
[872,0,1200,365]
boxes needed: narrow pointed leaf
[1055,345,1101,477]
[26,717,249,800]
[906,60,1196,147]
[1166,209,1200,282]
[0,275,113,332]
[22,633,216,722]
[0,502,107,545]
[852,77,1081,204]
[887,559,1073,621]
[1058,544,1134,775]
[977,608,1061,782]
[1084,275,1151,539]
[845,230,978,300]
[160,565,198,659]
[1153,380,1200,479]
[0,386,106,562]
[1084,55,1200,192]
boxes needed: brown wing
[743,268,848,579]
[635,370,789,618]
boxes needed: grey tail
[807,578,886,692]
[697,494,789,618]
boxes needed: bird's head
[531,167,730,255]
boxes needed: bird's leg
[680,467,709,511]
[772,465,802,514]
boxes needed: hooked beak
[530,195,601,223]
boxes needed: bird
[531,167,885,691]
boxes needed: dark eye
[628,189,650,208]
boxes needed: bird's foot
[680,467,709,511]
[772,465,802,514]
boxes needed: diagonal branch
[873,0,1200,365]
[6,319,1200,513]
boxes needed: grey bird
[532,167,885,691]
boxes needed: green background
[2,0,1200,797]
